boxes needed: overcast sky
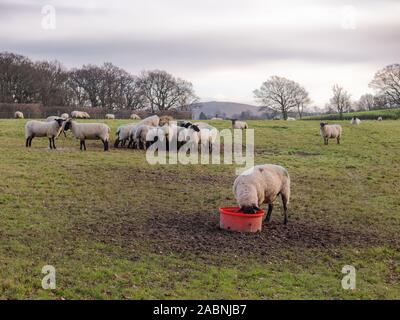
[1,0,399,107]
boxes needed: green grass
[305,108,400,120]
[0,119,400,299]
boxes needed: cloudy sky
[1,0,399,107]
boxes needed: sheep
[130,114,141,120]
[377,117,383,121]
[105,114,115,120]
[351,117,361,125]
[15,111,24,119]
[63,119,110,151]
[137,115,160,127]
[194,122,218,151]
[159,115,174,126]
[61,113,69,119]
[114,123,138,148]
[231,119,248,130]
[71,111,90,119]
[133,124,153,150]
[211,117,224,121]
[25,118,65,149]
[46,116,63,122]
[233,164,291,224]
[320,122,342,145]
[46,116,67,137]
[287,117,296,121]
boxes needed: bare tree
[138,70,197,112]
[294,86,311,119]
[34,60,70,106]
[369,64,400,108]
[329,84,351,119]
[0,52,38,103]
[254,76,304,120]
[357,93,374,111]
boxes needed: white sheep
[211,117,224,120]
[137,115,160,127]
[377,117,383,121]
[287,117,296,121]
[71,111,90,119]
[25,118,65,149]
[351,117,361,125]
[114,124,138,148]
[133,124,153,150]
[15,111,24,119]
[194,122,218,151]
[233,164,291,224]
[63,119,110,151]
[130,114,141,120]
[320,122,342,145]
[105,114,115,120]
[231,119,248,129]
[61,113,69,119]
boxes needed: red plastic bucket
[219,207,265,233]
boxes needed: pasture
[0,119,399,299]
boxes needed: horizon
[1,0,399,107]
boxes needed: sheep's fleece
[233,164,290,212]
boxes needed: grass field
[0,119,400,299]
[305,108,400,120]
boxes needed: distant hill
[304,108,400,120]
[188,101,267,119]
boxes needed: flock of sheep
[17,110,383,225]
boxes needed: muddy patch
[78,209,398,263]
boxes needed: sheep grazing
[133,124,153,150]
[15,111,24,119]
[159,115,174,126]
[61,113,69,119]
[105,114,115,120]
[71,111,90,119]
[287,117,296,121]
[194,122,218,151]
[320,122,342,145]
[114,124,138,148]
[130,114,141,120]
[378,117,383,121]
[233,164,291,224]
[231,119,248,130]
[63,119,110,151]
[137,115,160,127]
[25,118,65,149]
[351,117,361,125]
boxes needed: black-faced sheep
[320,122,342,145]
[233,164,291,224]
[231,119,248,129]
[63,119,110,151]
[25,119,65,149]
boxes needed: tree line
[254,64,400,119]
[0,52,198,111]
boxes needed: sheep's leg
[52,137,56,149]
[83,140,87,151]
[48,138,53,149]
[102,139,109,151]
[265,203,274,223]
[337,137,340,144]
[114,138,120,148]
[26,137,30,147]
[281,193,289,225]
